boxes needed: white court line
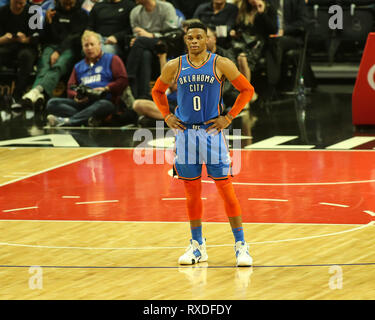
[319,202,350,208]
[2,206,38,213]
[162,198,207,200]
[248,198,288,202]
[363,210,375,217]
[0,221,372,251]
[62,196,81,199]
[0,148,114,188]
[220,179,375,186]
[76,200,119,205]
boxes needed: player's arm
[217,56,255,120]
[151,58,186,131]
[204,56,254,134]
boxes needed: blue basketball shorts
[173,124,232,180]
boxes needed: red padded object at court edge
[352,32,375,125]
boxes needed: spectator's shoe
[235,241,253,267]
[10,99,23,116]
[178,239,208,265]
[22,88,44,108]
[47,114,69,127]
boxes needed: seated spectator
[168,0,208,20]
[86,0,135,57]
[126,0,178,100]
[271,0,317,91]
[193,0,238,48]
[230,0,278,98]
[0,0,40,108]
[207,26,257,108]
[46,30,128,127]
[21,0,88,109]
[132,52,177,124]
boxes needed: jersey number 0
[193,96,201,111]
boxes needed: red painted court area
[1,149,375,225]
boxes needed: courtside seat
[306,1,332,62]
[339,4,374,61]
[306,0,375,63]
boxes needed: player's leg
[175,129,208,265]
[214,178,252,267]
[206,132,252,266]
[184,178,203,244]
[178,178,208,265]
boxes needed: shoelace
[236,243,249,256]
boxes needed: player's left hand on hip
[205,116,231,135]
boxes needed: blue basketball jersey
[175,53,224,124]
[74,53,114,89]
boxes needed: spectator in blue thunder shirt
[45,30,128,127]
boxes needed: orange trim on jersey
[179,175,202,181]
[174,56,182,82]
[186,53,212,69]
[216,81,224,116]
[212,55,222,83]
[207,174,230,180]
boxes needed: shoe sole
[178,254,208,265]
[236,257,253,267]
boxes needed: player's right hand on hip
[164,114,186,132]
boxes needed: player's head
[184,22,208,55]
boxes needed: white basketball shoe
[178,239,208,265]
[235,241,253,267]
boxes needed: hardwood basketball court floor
[0,147,374,300]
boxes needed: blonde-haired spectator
[45,30,128,127]
[81,29,100,43]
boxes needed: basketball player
[152,22,254,267]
